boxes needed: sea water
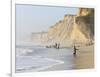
[16,45,74,73]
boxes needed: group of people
[55,43,78,56]
[46,43,60,49]
[46,42,78,55]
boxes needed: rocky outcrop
[77,8,94,16]
[71,8,94,45]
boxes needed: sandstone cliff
[71,8,94,45]
[46,8,94,46]
[47,15,75,46]
[31,8,94,47]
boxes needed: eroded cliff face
[47,8,94,46]
[31,8,94,47]
[77,8,94,16]
[71,8,94,45]
[47,15,75,46]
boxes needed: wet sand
[43,45,94,71]
[74,45,94,69]
[40,48,75,71]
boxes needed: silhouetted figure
[57,43,60,49]
[55,43,60,49]
[55,43,57,48]
[73,45,78,55]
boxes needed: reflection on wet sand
[74,45,94,69]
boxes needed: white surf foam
[16,56,64,72]
[16,48,33,56]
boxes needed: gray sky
[16,4,78,41]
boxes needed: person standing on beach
[57,43,60,49]
[55,43,57,48]
[73,45,78,55]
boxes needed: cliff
[71,8,94,45]
[47,8,94,46]
[31,8,94,47]
[31,32,48,45]
[47,15,75,46]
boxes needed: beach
[74,45,94,69]
[16,45,94,73]
[43,45,94,71]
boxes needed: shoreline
[74,45,94,69]
[16,44,94,72]
[42,45,94,71]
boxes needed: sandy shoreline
[74,45,94,69]
[42,45,94,71]
[16,44,94,72]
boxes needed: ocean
[16,45,75,73]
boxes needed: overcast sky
[16,4,78,41]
